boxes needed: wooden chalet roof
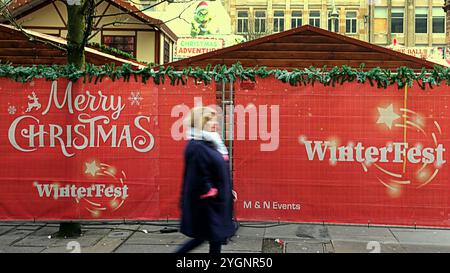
[0,24,146,68]
[169,25,439,71]
[3,0,177,41]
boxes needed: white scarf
[187,128,229,156]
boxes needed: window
[254,11,266,33]
[291,11,302,28]
[102,36,135,56]
[273,11,284,32]
[374,7,388,34]
[415,8,428,33]
[432,7,445,33]
[391,8,404,33]
[327,11,339,32]
[237,11,248,33]
[163,41,170,64]
[345,11,357,33]
[309,11,320,27]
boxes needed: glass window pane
[391,18,404,33]
[432,7,445,16]
[274,11,284,17]
[374,7,387,18]
[255,11,265,17]
[416,7,428,15]
[238,11,248,17]
[433,18,445,33]
[392,8,404,14]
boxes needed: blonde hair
[186,106,217,130]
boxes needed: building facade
[444,0,450,45]
[223,0,447,47]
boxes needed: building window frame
[102,35,136,57]
[415,7,428,34]
[374,7,388,34]
[345,11,357,34]
[254,10,266,33]
[273,10,285,33]
[309,10,321,28]
[432,7,445,34]
[291,10,302,29]
[391,7,404,34]
[237,10,249,34]
[163,40,170,64]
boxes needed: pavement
[1,221,450,253]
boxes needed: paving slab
[390,228,450,246]
[51,235,105,248]
[0,226,16,236]
[31,226,59,237]
[328,225,398,243]
[234,227,265,238]
[399,244,450,253]
[332,240,404,253]
[323,242,335,253]
[223,236,263,252]
[264,224,303,239]
[0,246,46,253]
[285,241,325,253]
[80,228,113,236]
[73,237,127,253]
[41,246,78,253]
[0,229,36,246]
[13,235,60,247]
[114,244,179,253]
[295,224,331,243]
[138,225,176,234]
[125,232,188,245]
[14,225,46,231]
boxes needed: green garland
[87,42,137,61]
[0,62,449,89]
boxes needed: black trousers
[175,238,222,254]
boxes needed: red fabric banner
[2,75,450,228]
[233,77,450,227]
[0,77,215,220]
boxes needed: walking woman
[175,106,236,254]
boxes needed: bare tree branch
[91,0,168,18]
[0,3,67,52]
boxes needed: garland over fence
[1,63,450,89]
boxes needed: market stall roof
[169,25,439,71]
[2,0,177,41]
[0,24,146,68]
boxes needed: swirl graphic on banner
[78,160,128,217]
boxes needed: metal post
[228,80,234,179]
[221,79,226,139]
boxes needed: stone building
[223,0,447,47]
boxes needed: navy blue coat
[179,139,235,242]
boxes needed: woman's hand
[200,188,218,199]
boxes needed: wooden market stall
[169,25,438,71]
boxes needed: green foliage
[88,42,137,61]
[0,62,449,89]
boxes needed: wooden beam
[52,1,67,27]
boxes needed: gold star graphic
[85,161,100,176]
[377,104,400,129]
